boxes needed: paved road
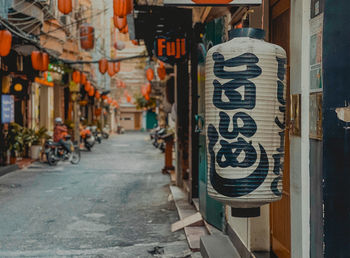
[0,132,199,257]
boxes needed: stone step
[200,234,240,258]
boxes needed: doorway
[269,0,291,257]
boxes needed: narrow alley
[0,133,196,257]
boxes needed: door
[269,0,291,257]
[198,18,225,230]
[134,112,141,130]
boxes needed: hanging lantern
[126,95,132,103]
[114,16,127,30]
[146,68,154,82]
[107,98,113,104]
[113,0,133,18]
[157,63,166,80]
[95,90,101,99]
[58,0,72,14]
[0,30,12,57]
[84,81,91,92]
[41,53,49,71]
[107,62,116,77]
[144,93,150,101]
[80,24,95,50]
[72,70,81,84]
[205,28,287,216]
[31,51,42,71]
[99,58,108,74]
[81,73,87,85]
[146,83,151,94]
[88,87,95,97]
[102,95,108,100]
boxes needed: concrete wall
[290,0,310,257]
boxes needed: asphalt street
[0,132,200,258]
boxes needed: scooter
[152,128,166,152]
[102,126,109,139]
[80,127,95,151]
[90,126,102,144]
[44,135,81,166]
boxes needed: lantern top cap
[229,28,265,40]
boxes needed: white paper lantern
[205,28,287,210]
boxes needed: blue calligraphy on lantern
[207,52,269,198]
[271,57,287,196]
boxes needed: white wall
[290,0,310,257]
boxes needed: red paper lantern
[113,0,133,18]
[114,16,127,30]
[0,30,12,57]
[114,62,121,73]
[95,90,101,99]
[31,51,49,71]
[102,95,108,100]
[31,51,42,71]
[157,66,166,80]
[81,73,87,85]
[41,53,49,71]
[80,24,95,50]
[107,62,116,77]
[126,95,132,103]
[84,81,91,92]
[58,0,72,14]
[107,98,113,104]
[72,70,81,84]
[146,68,154,82]
[146,83,151,94]
[99,58,108,74]
[88,87,95,97]
[145,94,150,101]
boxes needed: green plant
[134,93,156,110]
[5,123,25,157]
[33,127,50,145]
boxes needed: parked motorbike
[102,126,109,139]
[80,127,95,151]
[152,128,166,153]
[90,126,102,144]
[45,135,80,166]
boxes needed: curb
[0,164,20,178]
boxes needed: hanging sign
[164,0,261,5]
[1,95,14,124]
[154,35,187,64]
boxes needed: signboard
[1,95,14,124]
[164,0,261,5]
[154,35,187,64]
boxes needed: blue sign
[1,95,14,124]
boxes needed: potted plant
[5,123,25,164]
[29,127,49,160]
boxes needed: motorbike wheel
[97,137,101,144]
[85,144,91,151]
[46,150,58,166]
[102,132,109,139]
[70,148,81,164]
